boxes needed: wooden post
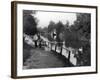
[39,40,41,48]
[48,42,49,48]
[68,50,71,62]
[55,44,57,52]
[51,43,52,50]
[60,46,63,54]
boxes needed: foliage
[55,21,65,46]
[56,22,64,39]
[23,38,33,63]
[23,10,38,35]
[71,13,91,40]
[69,13,91,66]
[48,21,56,32]
[65,13,91,48]
[65,30,82,48]
[47,21,65,46]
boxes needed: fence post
[48,42,49,48]
[60,46,63,54]
[51,43,52,50]
[55,44,57,52]
[68,50,71,62]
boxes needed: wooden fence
[43,41,77,66]
[23,34,78,66]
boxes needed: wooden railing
[43,41,77,66]
[24,34,78,66]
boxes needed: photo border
[11,1,98,78]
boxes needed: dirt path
[23,48,73,69]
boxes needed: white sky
[33,11,77,28]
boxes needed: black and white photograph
[11,1,97,78]
[23,10,91,69]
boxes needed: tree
[48,21,56,32]
[23,10,37,35]
[47,21,56,41]
[55,21,65,46]
[69,13,91,66]
[66,13,91,48]
[65,29,82,48]
[71,13,91,40]
[64,21,70,30]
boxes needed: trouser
[34,41,37,47]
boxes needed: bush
[23,38,33,63]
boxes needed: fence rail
[43,41,77,66]
[24,34,78,66]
